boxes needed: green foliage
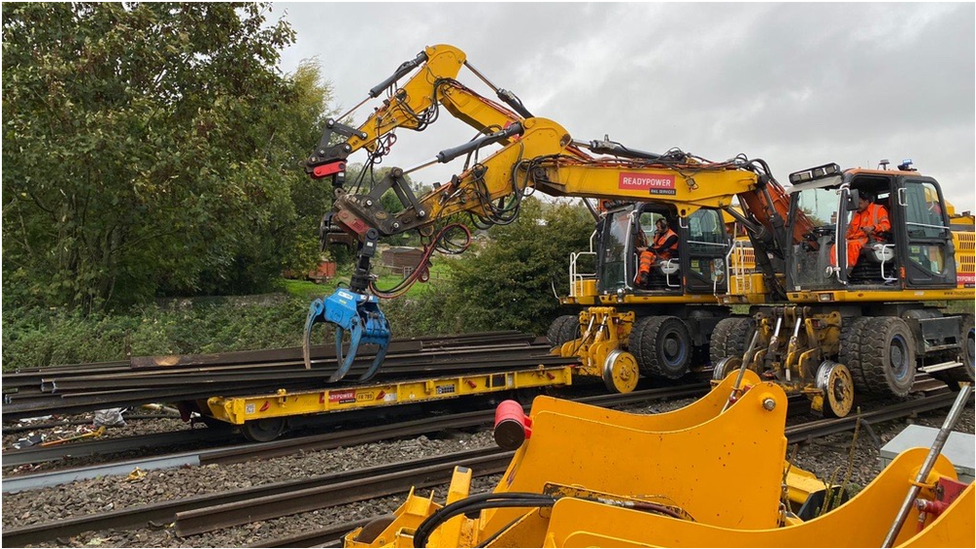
[2,296,312,370]
[2,3,334,312]
[382,198,594,336]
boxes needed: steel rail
[1,448,507,547]
[785,392,962,443]
[40,353,573,391]
[3,386,960,547]
[2,428,238,468]
[175,450,515,536]
[248,522,355,548]
[3,337,568,420]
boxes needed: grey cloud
[278,2,974,211]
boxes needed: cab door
[682,208,731,294]
[894,177,956,288]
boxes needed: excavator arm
[305,44,532,182]
[335,116,804,252]
[302,45,552,378]
[313,114,807,381]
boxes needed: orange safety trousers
[831,203,890,269]
[638,229,678,277]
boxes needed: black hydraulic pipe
[435,123,524,164]
[369,51,429,98]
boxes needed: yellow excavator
[301,44,804,392]
[304,44,974,415]
[713,160,975,416]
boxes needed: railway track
[1,384,708,484]
[2,388,964,548]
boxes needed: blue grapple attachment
[302,229,391,383]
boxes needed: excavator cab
[595,204,730,295]
[786,162,958,291]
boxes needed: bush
[2,296,312,371]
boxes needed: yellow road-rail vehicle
[711,161,975,416]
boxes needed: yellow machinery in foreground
[342,376,974,548]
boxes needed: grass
[281,262,453,300]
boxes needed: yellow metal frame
[343,371,972,548]
[344,371,807,547]
[538,449,972,548]
[474,373,790,540]
[204,366,572,425]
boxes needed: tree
[414,198,594,335]
[2,3,334,311]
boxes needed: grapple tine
[358,344,388,382]
[329,320,363,383]
[307,287,392,384]
[302,299,327,370]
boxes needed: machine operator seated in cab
[636,218,679,287]
[831,192,891,277]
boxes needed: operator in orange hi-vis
[636,218,679,286]
[832,192,890,274]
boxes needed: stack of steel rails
[2,331,576,421]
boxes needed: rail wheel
[711,356,741,382]
[546,315,579,347]
[838,316,873,389]
[709,317,754,366]
[633,316,692,379]
[860,316,916,398]
[242,417,285,442]
[602,350,640,393]
[815,361,854,418]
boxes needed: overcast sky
[275,2,975,212]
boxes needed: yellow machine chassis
[204,366,572,425]
[787,287,974,303]
[348,371,794,547]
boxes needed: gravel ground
[2,392,973,548]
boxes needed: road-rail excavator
[711,160,974,416]
[298,43,975,548]
[303,44,973,418]
[301,44,803,391]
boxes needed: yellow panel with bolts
[476,376,789,538]
[538,449,971,548]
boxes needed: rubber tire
[627,317,655,373]
[709,317,754,366]
[632,316,692,379]
[860,316,917,398]
[946,314,975,384]
[838,316,873,389]
[546,315,578,347]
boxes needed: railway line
[3,332,971,548]
[2,387,967,548]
